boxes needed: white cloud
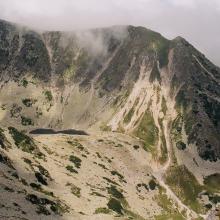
[167,0,197,8]
[0,0,219,66]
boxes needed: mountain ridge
[0,19,219,220]
[0,19,219,160]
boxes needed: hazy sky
[0,0,220,66]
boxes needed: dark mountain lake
[29,128,88,135]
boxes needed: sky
[0,0,220,66]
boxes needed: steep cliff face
[0,19,220,220]
[0,20,51,81]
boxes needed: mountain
[0,19,219,220]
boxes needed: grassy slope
[134,111,159,155]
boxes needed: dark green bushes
[69,155,82,169]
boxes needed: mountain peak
[0,19,220,220]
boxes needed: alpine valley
[0,19,220,220]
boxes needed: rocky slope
[0,19,220,220]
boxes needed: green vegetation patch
[176,141,186,150]
[207,194,220,205]
[155,188,173,212]
[30,183,54,197]
[36,107,43,118]
[26,193,68,215]
[22,98,37,107]
[204,173,220,192]
[155,213,186,220]
[149,62,161,84]
[44,90,53,102]
[165,165,204,213]
[94,207,111,214]
[69,155,82,169]
[103,177,120,186]
[161,96,167,115]
[70,184,81,198]
[123,107,135,124]
[20,78,28,88]
[66,165,78,174]
[21,116,34,126]
[10,104,22,118]
[100,123,112,132]
[154,186,185,220]
[35,172,48,185]
[90,191,106,198]
[111,170,126,183]
[38,165,51,179]
[159,133,168,164]
[114,143,123,148]
[66,182,81,198]
[107,198,123,215]
[171,114,183,143]
[8,127,44,158]
[136,183,149,192]
[63,64,76,81]
[158,118,168,164]
[134,111,159,152]
[107,185,124,199]
[67,140,87,152]
[149,179,158,190]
